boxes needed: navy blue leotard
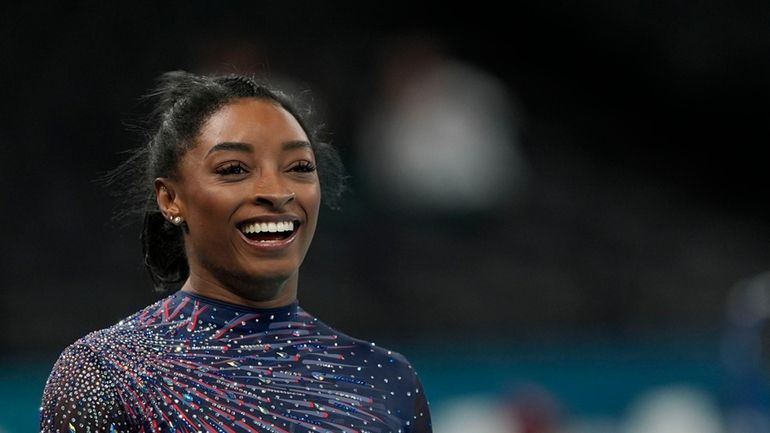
[40,291,431,433]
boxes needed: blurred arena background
[2,2,770,432]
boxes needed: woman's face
[163,98,321,300]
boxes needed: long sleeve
[409,373,433,433]
[40,342,130,433]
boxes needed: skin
[155,98,321,308]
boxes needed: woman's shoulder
[40,308,154,433]
[55,295,173,363]
[302,309,420,376]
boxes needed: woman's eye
[290,161,316,173]
[215,162,248,176]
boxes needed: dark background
[2,0,769,363]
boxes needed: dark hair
[110,71,345,291]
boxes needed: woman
[40,71,432,433]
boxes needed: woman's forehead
[197,98,308,149]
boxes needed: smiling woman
[39,71,432,433]
[159,99,321,307]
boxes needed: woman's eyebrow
[282,140,312,151]
[206,142,253,157]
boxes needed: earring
[171,216,183,225]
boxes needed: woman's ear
[154,178,181,219]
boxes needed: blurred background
[2,1,770,432]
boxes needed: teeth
[241,221,295,234]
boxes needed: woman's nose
[255,190,296,209]
[254,171,295,209]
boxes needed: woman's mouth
[238,220,300,242]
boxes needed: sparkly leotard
[40,291,432,433]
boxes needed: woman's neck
[181,271,298,309]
